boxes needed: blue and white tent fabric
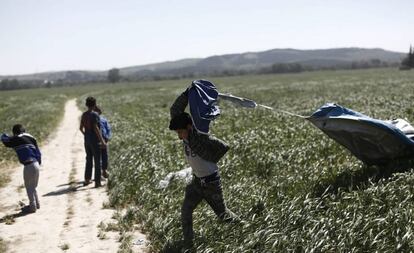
[186,83,414,165]
[218,93,257,108]
[188,80,220,134]
[307,103,414,165]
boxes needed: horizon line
[0,46,406,77]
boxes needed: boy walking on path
[170,89,239,250]
[1,124,41,213]
[79,97,106,187]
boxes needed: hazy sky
[0,0,413,75]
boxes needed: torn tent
[308,103,414,165]
[188,80,220,134]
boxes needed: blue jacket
[1,133,42,165]
[100,116,112,141]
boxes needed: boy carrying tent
[169,80,239,251]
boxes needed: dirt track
[0,99,146,253]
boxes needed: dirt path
[0,99,147,253]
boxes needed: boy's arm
[79,116,85,135]
[32,137,42,165]
[1,133,14,148]
[107,121,112,140]
[170,89,189,119]
[92,114,106,146]
[94,125,106,146]
[189,131,230,163]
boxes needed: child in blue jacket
[1,124,41,213]
[94,106,112,179]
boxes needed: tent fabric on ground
[188,80,220,134]
[307,103,414,165]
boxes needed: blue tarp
[308,103,414,165]
[188,80,220,134]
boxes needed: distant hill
[121,58,201,75]
[0,47,405,84]
[123,48,404,78]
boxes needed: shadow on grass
[161,240,196,253]
[312,159,414,197]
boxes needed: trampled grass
[96,68,414,252]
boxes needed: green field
[2,69,414,252]
[92,69,414,252]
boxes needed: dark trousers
[181,177,237,245]
[101,145,108,171]
[84,139,101,185]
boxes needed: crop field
[91,68,414,252]
[2,68,414,252]
[0,88,71,188]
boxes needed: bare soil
[0,99,147,253]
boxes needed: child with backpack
[94,106,112,179]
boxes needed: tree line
[400,45,414,70]
[132,58,398,81]
[0,57,405,91]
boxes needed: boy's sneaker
[21,205,36,214]
[102,170,109,178]
[36,203,40,209]
[83,179,91,186]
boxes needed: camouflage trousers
[181,177,238,245]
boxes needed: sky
[0,0,413,75]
